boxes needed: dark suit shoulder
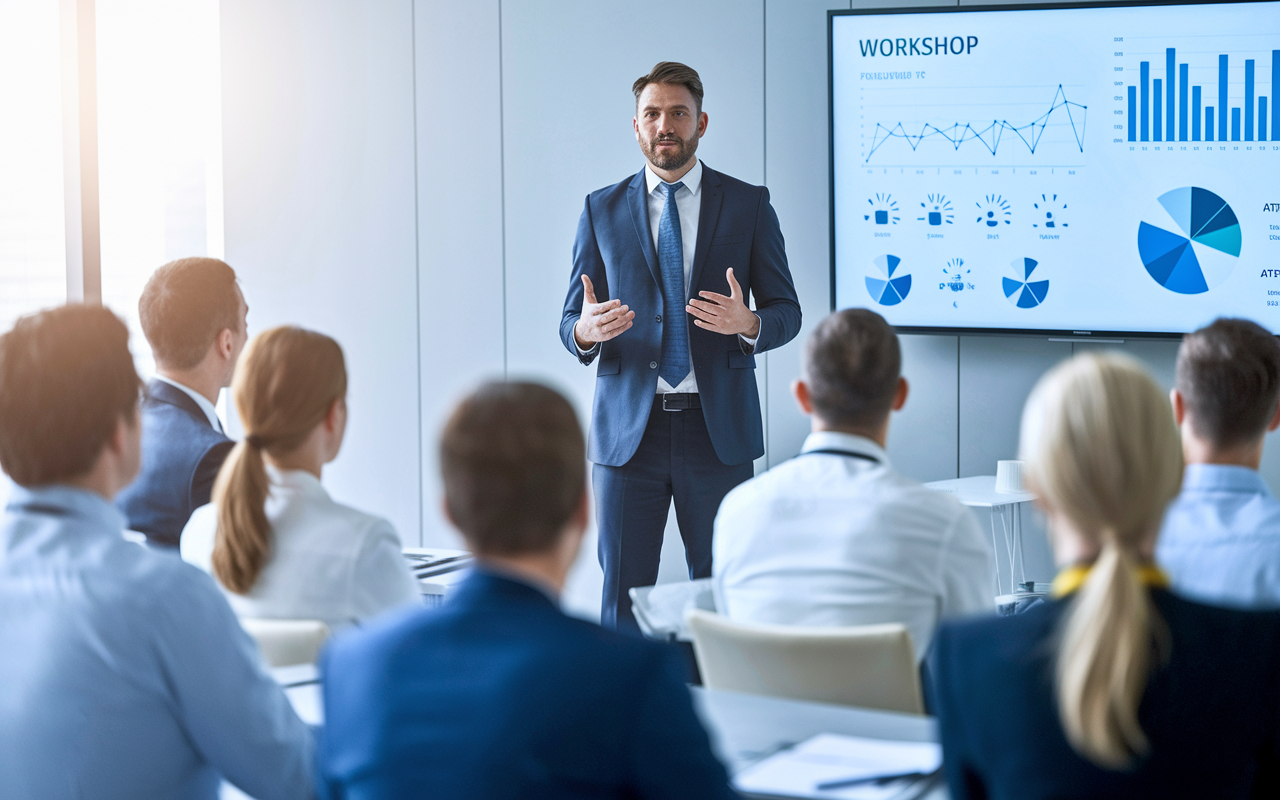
[702,165,765,195]
[587,172,640,206]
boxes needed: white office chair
[686,610,924,715]
[239,618,331,667]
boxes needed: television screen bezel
[827,0,1275,340]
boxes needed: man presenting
[561,61,801,631]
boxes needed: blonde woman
[932,352,1280,798]
[182,326,420,629]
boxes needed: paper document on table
[733,733,942,799]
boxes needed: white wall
[220,0,1280,612]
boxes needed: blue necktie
[657,181,689,387]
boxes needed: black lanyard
[798,448,882,465]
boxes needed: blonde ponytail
[210,326,347,594]
[1020,352,1182,769]
[1055,541,1153,767]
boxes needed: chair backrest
[240,618,331,667]
[686,610,924,715]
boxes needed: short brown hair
[139,257,242,370]
[633,61,704,113]
[1176,317,1280,448]
[804,309,901,429]
[0,305,141,486]
[440,382,586,556]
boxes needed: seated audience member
[319,382,737,799]
[1158,318,1280,607]
[0,306,313,800]
[116,257,248,546]
[713,309,992,662]
[182,326,419,629]
[933,352,1280,799]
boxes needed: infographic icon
[1003,258,1050,308]
[1138,187,1241,294]
[866,255,912,306]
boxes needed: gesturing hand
[573,275,634,349]
[686,268,761,338]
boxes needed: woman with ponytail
[933,352,1280,798]
[181,326,419,628]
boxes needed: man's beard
[643,133,697,171]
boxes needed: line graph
[862,85,1087,164]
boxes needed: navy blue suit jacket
[318,569,737,800]
[933,589,1280,799]
[560,165,801,467]
[116,379,233,547]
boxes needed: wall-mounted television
[829,0,1280,338]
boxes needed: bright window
[97,0,224,378]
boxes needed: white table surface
[925,475,1034,508]
[693,687,946,799]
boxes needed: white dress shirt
[182,467,421,629]
[153,373,224,433]
[578,158,756,393]
[712,431,994,662]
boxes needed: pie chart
[1138,187,1241,295]
[1003,258,1049,308]
[866,254,912,306]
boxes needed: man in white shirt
[117,257,249,546]
[713,309,993,662]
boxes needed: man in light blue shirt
[1159,317,1280,608]
[0,305,314,800]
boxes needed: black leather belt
[657,393,701,411]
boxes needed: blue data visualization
[831,2,1280,335]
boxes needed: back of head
[440,382,585,557]
[212,326,347,594]
[0,305,140,487]
[1019,352,1183,769]
[1175,317,1280,450]
[804,309,901,430]
[139,257,241,370]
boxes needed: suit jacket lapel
[689,165,723,299]
[626,168,662,287]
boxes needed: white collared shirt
[153,373,224,433]
[181,467,421,630]
[712,431,994,662]
[577,158,757,393]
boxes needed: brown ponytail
[211,326,347,594]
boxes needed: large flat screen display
[830,1,1280,336]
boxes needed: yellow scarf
[1051,562,1170,598]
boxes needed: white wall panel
[221,0,421,542]
[891,333,959,481]
[414,0,505,547]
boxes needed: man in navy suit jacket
[319,382,737,799]
[560,62,801,631]
[116,258,248,547]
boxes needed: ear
[441,496,457,530]
[1268,398,1280,433]
[572,486,590,531]
[1170,388,1186,427]
[633,116,640,139]
[697,111,708,137]
[792,378,814,415]
[891,376,909,412]
[324,397,343,432]
[217,327,235,360]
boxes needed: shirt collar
[644,158,702,198]
[152,374,223,432]
[1180,463,1272,496]
[800,431,890,467]
[4,483,127,533]
[265,464,329,500]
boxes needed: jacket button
[649,361,657,369]
[655,315,662,323]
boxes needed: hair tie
[245,434,268,449]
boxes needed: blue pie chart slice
[866,256,911,306]
[1140,188,1240,294]
[1004,258,1048,308]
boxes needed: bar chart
[1123,43,1277,143]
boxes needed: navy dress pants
[593,397,754,633]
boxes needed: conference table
[267,666,946,800]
